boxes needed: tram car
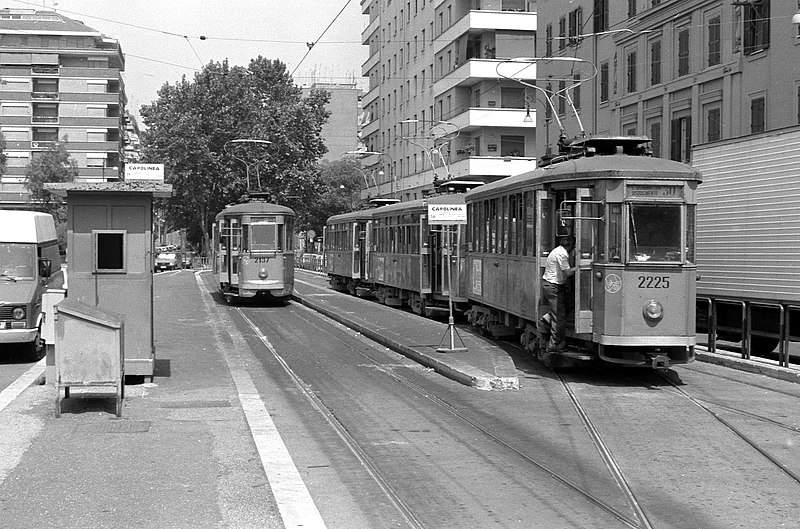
[324,187,480,317]
[212,196,295,303]
[464,136,702,368]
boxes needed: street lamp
[224,138,272,193]
[345,150,394,198]
[399,119,459,185]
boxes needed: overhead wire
[290,0,353,77]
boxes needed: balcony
[434,58,536,94]
[362,50,380,76]
[446,155,535,179]
[31,66,59,75]
[31,115,59,124]
[31,91,59,101]
[30,140,56,149]
[362,13,380,45]
[448,106,535,132]
[434,10,537,54]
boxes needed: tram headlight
[12,307,25,320]
[258,268,268,279]
[643,300,664,322]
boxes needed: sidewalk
[0,270,280,529]
[292,276,520,391]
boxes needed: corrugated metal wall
[692,127,800,303]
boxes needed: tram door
[535,191,555,321]
[351,222,361,278]
[420,214,432,294]
[362,221,371,281]
[573,188,598,335]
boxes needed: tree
[303,159,365,235]
[24,139,78,251]
[140,57,331,255]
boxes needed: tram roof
[467,151,702,200]
[216,201,294,220]
[326,193,468,225]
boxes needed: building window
[593,0,608,33]
[650,40,661,86]
[1,128,30,141]
[557,80,566,115]
[670,114,692,163]
[707,15,721,67]
[573,74,581,110]
[94,231,126,273]
[751,96,765,133]
[626,49,637,93]
[744,0,770,55]
[500,135,525,157]
[501,86,525,109]
[568,8,582,45]
[677,28,690,76]
[628,0,636,18]
[558,17,566,50]
[600,62,609,102]
[545,24,552,56]
[648,119,662,158]
[705,105,721,142]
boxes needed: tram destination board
[428,203,467,225]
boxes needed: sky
[6,0,368,119]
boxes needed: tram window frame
[627,202,683,263]
[524,191,535,256]
[481,200,489,253]
[508,194,517,255]
[608,204,623,262]
[686,204,696,264]
[411,212,420,254]
[489,198,498,253]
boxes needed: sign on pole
[125,163,164,182]
[427,203,467,225]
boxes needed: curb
[695,350,800,384]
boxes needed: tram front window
[628,203,682,262]
[250,223,279,252]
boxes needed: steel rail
[282,301,644,529]
[235,307,427,529]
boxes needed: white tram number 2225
[637,276,670,289]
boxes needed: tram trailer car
[463,137,702,369]
[212,200,295,304]
[692,126,800,359]
[325,193,471,317]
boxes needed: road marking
[0,359,45,413]
[195,273,327,529]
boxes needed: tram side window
[628,203,681,262]
[524,192,535,256]
[608,204,622,262]
[286,218,293,251]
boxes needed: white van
[0,210,63,360]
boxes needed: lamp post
[224,138,272,193]
[399,119,459,187]
[345,150,394,198]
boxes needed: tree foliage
[23,139,78,250]
[140,57,330,254]
[303,159,365,235]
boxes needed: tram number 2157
[638,276,670,289]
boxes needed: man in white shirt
[541,235,576,352]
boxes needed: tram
[212,195,295,303]
[464,136,702,368]
[325,185,481,317]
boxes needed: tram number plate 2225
[252,257,271,263]
[637,276,670,289]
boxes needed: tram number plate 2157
[637,276,670,289]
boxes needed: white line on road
[0,359,45,413]
[195,273,327,529]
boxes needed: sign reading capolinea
[125,163,165,182]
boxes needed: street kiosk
[46,182,173,383]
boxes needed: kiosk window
[94,231,126,272]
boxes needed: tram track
[583,362,800,489]
[239,301,649,529]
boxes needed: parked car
[182,251,195,269]
[154,252,180,272]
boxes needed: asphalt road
[0,270,798,528]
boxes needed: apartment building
[536,0,799,160]
[360,0,538,201]
[0,8,125,207]
[303,82,362,161]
